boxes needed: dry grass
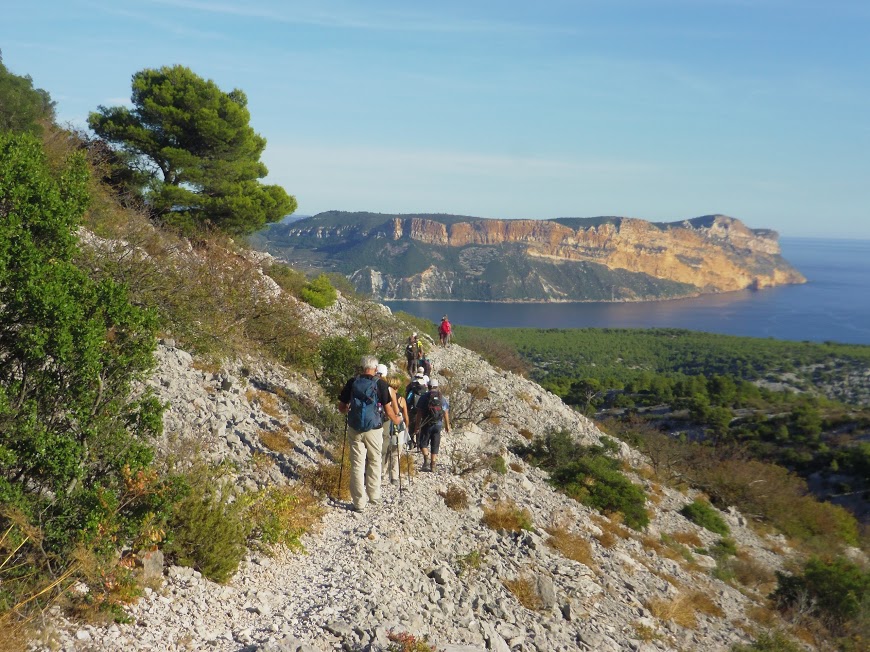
[509,462,523,472]
[646,591,725,629]
[545,527,597,570]
[441,485,469,510]
[299,446,351,501]
[192,359,222,375]
[398,452,417,479]
[669,531,703,548]
[258,429,295,455]
[482,500,534,532]
[730,555,777,593]
[632,622,662,642]
[502,575,543,611]
[518,428,534,440]
[592,514,631,548]
[256,391,281,419]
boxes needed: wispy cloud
[142,0,573,36]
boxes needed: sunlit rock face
[267,212,806,301]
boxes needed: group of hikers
[336,322,453,513]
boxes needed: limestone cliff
[256,212,805,301]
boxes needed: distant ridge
[254,211,805,302]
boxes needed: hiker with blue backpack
[415,378,450,473]
[337,356,401,512]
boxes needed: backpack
[406,381,426,416]
[347,376,383,431]
[439,320,451,335]
[419,357,431,376]
[426,389,444,422]
[405,343,415,358]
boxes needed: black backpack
[348,376,383,431]
[426,389,444,422]
[406,381,426,417]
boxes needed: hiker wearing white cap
[415,377,450,473]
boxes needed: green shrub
[490,455,508,475]
[514,429,649,529]
[730,630,803,652]
[680,500,730,536]
[244,486,324,551]
[772,556,870,627]
[164,465,249,583]
[263,263,307,296]
[300,273,337,309]
[317,335,371,399]
[0,132,168,623]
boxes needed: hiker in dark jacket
[404,372,428,448]
[338,355,400,512]
[414,378,450,473]
[404,333,423,375]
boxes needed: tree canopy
[0,50,56,134]
[88,65,295,235]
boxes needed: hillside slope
[35,293,797,652]
[254,212,806,302]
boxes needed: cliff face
[261,212,805,301]
[396,215,803,292]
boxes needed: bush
[680,500,730,536]
[771,556,870,627]
[300,273,337,308]
[244,486,324,551]
[515,429,649,529]
[0,132,168,624]
[730,630,804,652]
[163,465,249,583]
[263,263,307,297]
[318,335,371,399]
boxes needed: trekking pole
[336,416,348,503]
[397,426,403,497]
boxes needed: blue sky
[2,0,868,238]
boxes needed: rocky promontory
[254,212,805,302]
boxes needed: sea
[385,238,870,346]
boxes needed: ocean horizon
[386,237,870,346]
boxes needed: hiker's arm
[444,409,450,433]
[337,401,349,414]
[384,401,400,425]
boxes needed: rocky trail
[35,329,788,652]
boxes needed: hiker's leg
[348,429,367,510]
[430,426,442,471]
[363,427,383,503]
[380,425,392,481]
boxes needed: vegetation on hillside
[457,326,870,525]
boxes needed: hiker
[404,333,423,375]
[404,372,428,449]
[382,373,410,485]
[415,378,450,473]
[337,356,400,512]
[418,355,432,378]
[439,316,452,346]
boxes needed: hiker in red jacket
[438,316,452,346]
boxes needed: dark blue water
[385,238,870,345]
